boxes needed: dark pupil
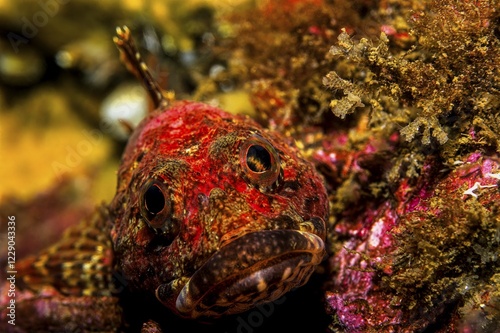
[144,184,165,215]
[247,145,272,172]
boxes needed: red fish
[0,26,328,331]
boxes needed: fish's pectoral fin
[18,205,115,297]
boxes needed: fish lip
[175,229,325,319]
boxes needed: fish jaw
[156,228,325,319]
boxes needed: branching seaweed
[324,0,500,151]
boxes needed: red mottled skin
[110,101,329,317]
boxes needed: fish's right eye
[140,180,172,230]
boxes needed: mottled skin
[111,100,328,318]
[0,27,328,331]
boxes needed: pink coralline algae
[322,145,500,332]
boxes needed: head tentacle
[113,25,173,111]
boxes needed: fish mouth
[175,229,325,319]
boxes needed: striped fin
[18,205,115,297]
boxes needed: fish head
[110,101,328,319]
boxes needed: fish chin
[175,229,325,319]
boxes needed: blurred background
[0,0,255,259]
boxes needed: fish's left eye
[246,145,272,172]
[140,180,172,230]
[240,135,281,189]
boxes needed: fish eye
[246,145,272,172]
[140,180,172,230]
[240,134,281,189]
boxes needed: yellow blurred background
[0,0,254,204]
